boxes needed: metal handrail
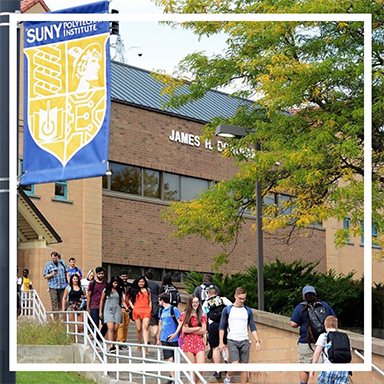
[20,289,47,323]
[20,291,207,384]
[354,349,384,378]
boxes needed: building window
[19,160,35,195]
[103,161,210,202]
[110,163,141,194]
[361,222,379,247]
[55,181,68,199]
[180,176,209,201]
[343,218,351,243]
[277,194,292,215]
[163,172,179,201]
[143,169,160,198]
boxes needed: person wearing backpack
[159,275,181,307]
[193,274,220,307]
[310,315,351,383]
[290,285,337,384]
[219,287,261,384]
[157,292,183,384]
[202,287,232,379]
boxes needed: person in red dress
[128,275,152,353]
[179,294,207,382]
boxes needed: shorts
[227,339,250,363]
[149,302,160,326]
[318,371,350,384]
[208,322,227,349]
[161,340,178,360]
[298,342,323,364]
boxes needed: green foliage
[17,318,72,345]
[154,0,384,264]
[372,282,384,329]
[186,259,383,329]
[16,371,95,384]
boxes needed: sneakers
[223,376,231,384]
[109,346,116,353]
[213,372,222,379]
[165,380,173,384]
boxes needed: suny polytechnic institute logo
[24,34,108,166]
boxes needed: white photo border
[9,12,372,373]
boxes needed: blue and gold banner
[21,1,110,185]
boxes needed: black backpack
[307,301,329,342]
[200,283,214,303]
[326,331,352,363]
[207,296,226,323]
[164,285,181,307]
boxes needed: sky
[44,0,229,76]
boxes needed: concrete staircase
[102,325,242,383]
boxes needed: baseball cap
[302,285,316,296]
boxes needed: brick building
[17,0,380,311]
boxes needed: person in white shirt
[219,286,261,384]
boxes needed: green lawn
[16,371,96,384]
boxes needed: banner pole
[0,1,19,383]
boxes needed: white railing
[20,290,207,384]
[354,349,384,377]
[20,289,47,323]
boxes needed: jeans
[90,308,107,338]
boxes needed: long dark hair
[182,295,203,328]
[105,276,123,301]
[69,273,81,289]
[128,275,148,303]
[300,291,321,346]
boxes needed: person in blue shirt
[290,285,337,384]
[68,257,83,280]
[157,292,182,384]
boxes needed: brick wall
[102,102,326,275]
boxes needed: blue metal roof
[111,60,253,123]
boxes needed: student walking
[193,274,220,307]
[219,287,261,384]
[18,268,33,291]
[179,294,207,383]
[157,292,182,384]
[117,269,132,347]
[145,270,160,344]
[43,251,69,312]
[81,269,94,296]
[203,287,232,379]
[310,316,351,383]
[67,257,83,280]
[87,266,108,337]
[129,275,152,352]
[62,274,85,331]
[99,276,129,353]
[159,274,181,307]
[80,269,94,311]
[290,285,336,384]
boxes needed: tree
[154,0,384,266]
